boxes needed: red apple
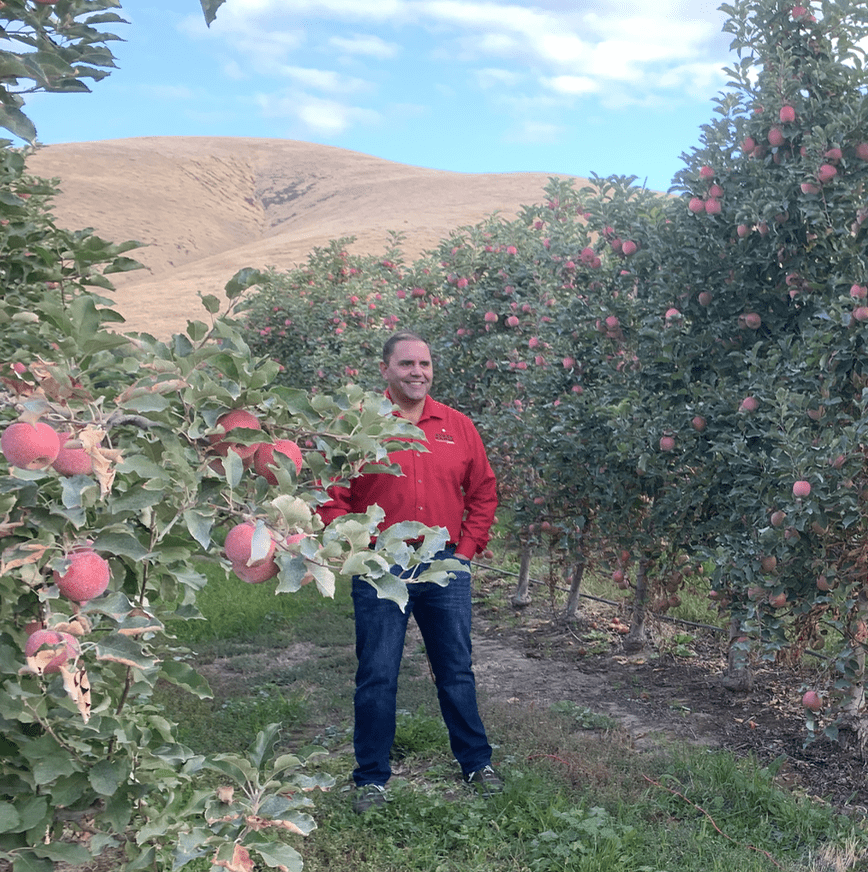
[1,421,60,469]
[621,240,638,256]
[208,410,262,465]
[779,105,796,124]
[739,396,759,412]
[53,550,111,603]
[792,480,812,498]
[704,198,722,215]
[688,197,705,213]
[856,143,868,161]
[768,127,785,147]
[770,510,786,527]
[253,439,303,484]
[802,690,822,712]
[691,416,707,432]
[697,291,712,306]
[232,559,279,584]
[817,164,837,183]
[25,630,80,674]
[52,432,93,476]
[760,555,777,573]
[225,522,276,567]
[659,435,676,452]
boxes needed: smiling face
[380,339,433,414]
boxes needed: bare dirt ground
[466,569,868,817]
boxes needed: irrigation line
[471,559,726,635]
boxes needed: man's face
[380,339,433,406]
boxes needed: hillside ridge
[26,136,583,337]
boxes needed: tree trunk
[623,558,650,653]
[721,613,754,691]
[563,548,586,620]
[511,541,533,607]
[836,592,868,758]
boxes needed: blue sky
[28,0,735,192]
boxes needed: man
[318,330,502,813]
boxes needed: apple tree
[619,0,868,739]
[0,2,464,871]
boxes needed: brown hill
[26,137,582,338]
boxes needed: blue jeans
[351,548,492,786]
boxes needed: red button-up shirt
[318,394,497,557]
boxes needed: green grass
[157,549,868,872]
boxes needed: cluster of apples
[0,420,93,475]
[22,548,112,674]
[207,409,303,484]
[224,521,306,584]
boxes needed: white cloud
[543,75,598,96]
[278,66,371,94]
[508,119,562,143]
[329,34,400,59]
[140,84,196,102]
[202,0,732,135]
[255,92,380,135]
[475,67,523,89]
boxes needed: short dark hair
[382,330,428,363]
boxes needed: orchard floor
[468,584,868,815]
[199,563,868,816]
[50,565,868,872]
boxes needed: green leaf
[90,531,151,560]
[200,0,228,27]
[96,634,157,670]
[246,837,304,872]
[183,509,212,549]
[205,755,256,787]
[224,267,266,299]
[0,104,37,143]
[0,801,21,833]
[31,842,92,864]
[222,446,244,488]
[364,574,409,611]
[159,659,213,699]
[342,551,390,579]
[248,723,281,769]
[88,759,128,797]
[305,561,335,598]
[201,294,221,314]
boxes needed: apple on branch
[1,421,60,469]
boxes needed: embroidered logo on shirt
[435,431,455,444]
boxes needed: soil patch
[467,574,868,817]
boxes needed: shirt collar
[384,391,444,423]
